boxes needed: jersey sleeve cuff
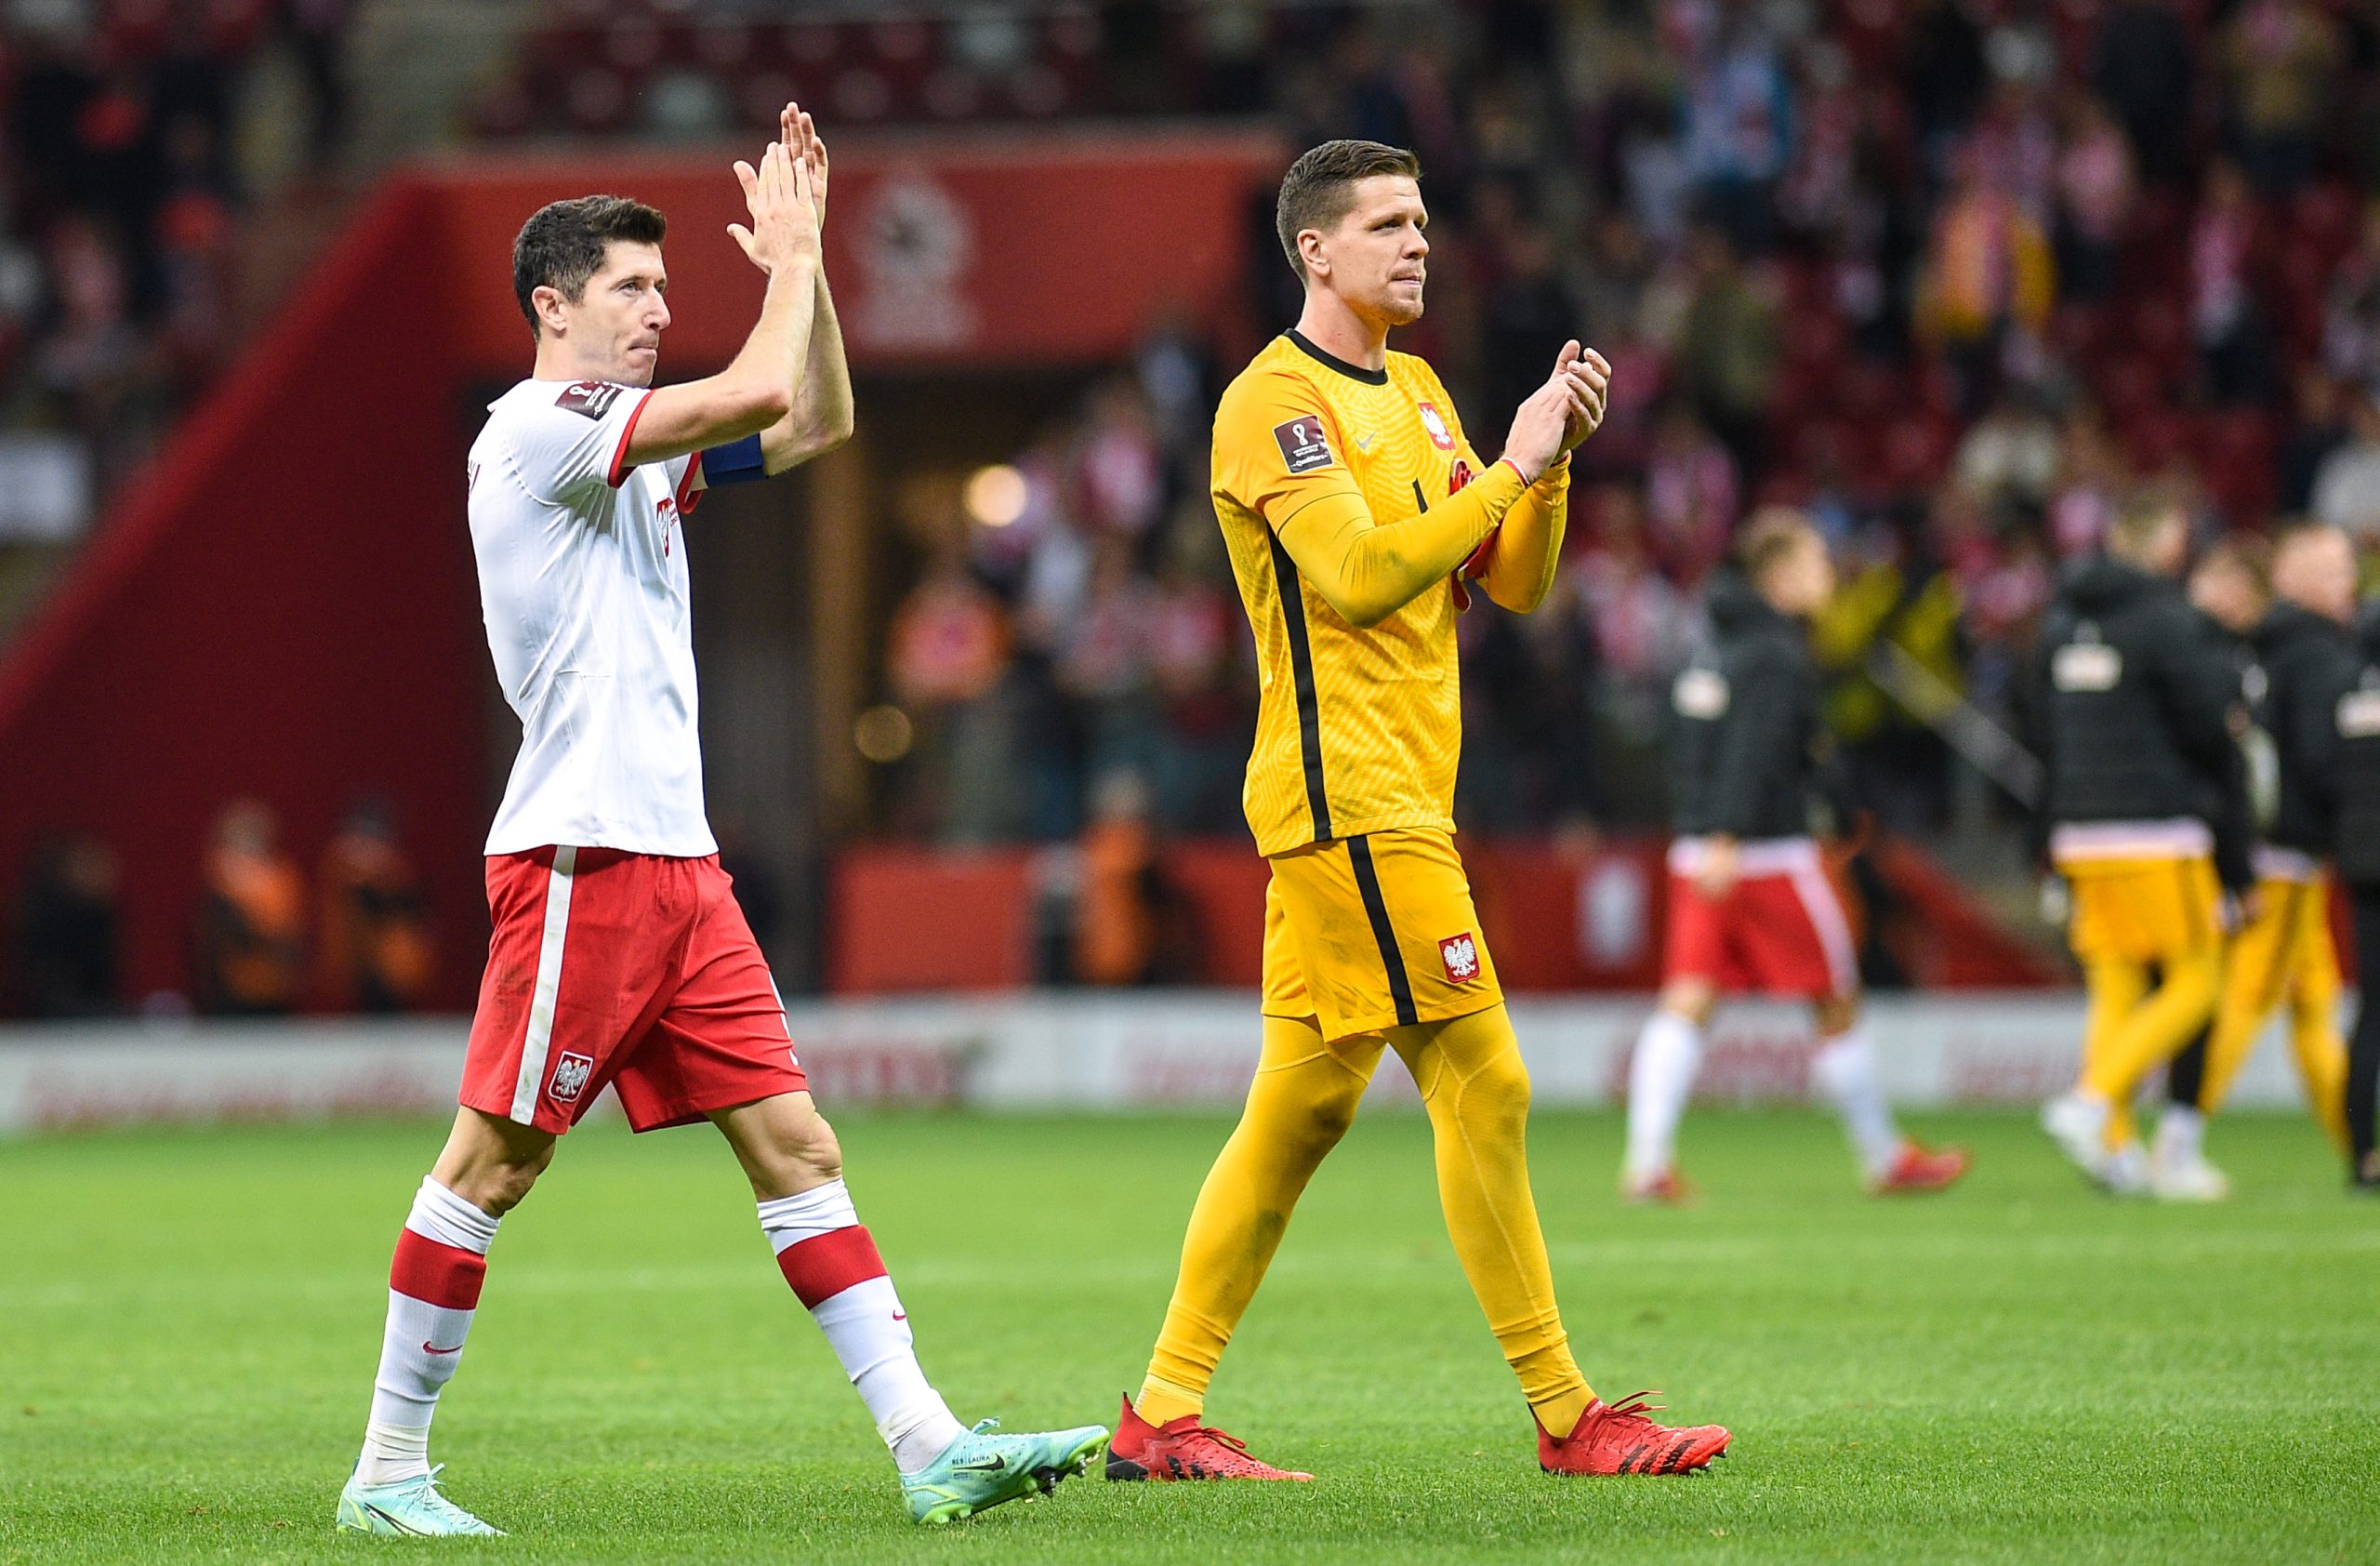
[676,450,705,513]
[604,390,656,488]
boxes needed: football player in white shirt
[336,107,1104,1538]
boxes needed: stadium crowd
[705,0,2380,847]
[0,0,353,538]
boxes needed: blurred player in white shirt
[336,107,1104,1539]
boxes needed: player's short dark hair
[512,194,668,338]
[1735,507,1820,584]
[1276,139,1421,280]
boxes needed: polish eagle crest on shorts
[549,1052,594,1103]
[1439,932,1481,984]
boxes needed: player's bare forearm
[1479,458,1569,614]
[760,268,853,474]
[1278,461,1527,628]
[627,259,817,465]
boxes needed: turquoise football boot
[335,1465,505,1537]
[900,1417,1108,1524]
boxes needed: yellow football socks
[1139,1015,1382,1427]
[1388,1004,1593,1437]
[2082,949,2221,1123]
[1140,1004,1593,1437]
[2079,957,2149,1148]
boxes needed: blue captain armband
[701,434,767,485]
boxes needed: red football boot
[1871,1141,1970,1195]
[1104,1395,1315,1482]
[1620,1167,1698,1205]
[1539,1392,1731,1476]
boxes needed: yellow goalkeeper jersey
[1212,329,1549,856]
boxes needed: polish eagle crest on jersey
[1416,400,1457,450]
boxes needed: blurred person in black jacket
[2034,491,2254,1192]
[2160,527,2356,1197]
[12,832,121,1017]
[2330,597,2380,1189]
[1621,511,1969,1201]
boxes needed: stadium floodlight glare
[964,464,1028,526]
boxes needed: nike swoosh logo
[892,1312,906,1321]
[423,1341,465,1355]
[953,1456,1007,1473]
[361,1501,430,1536]
[1354,434,1376,451]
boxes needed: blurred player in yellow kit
[1104,140,1732,1484]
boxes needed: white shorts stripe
[1786,859,1859,998]
[508,845,579,1123]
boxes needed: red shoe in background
[1104,1395,1315,1482]
[1621,1167,1698,1205]
[1871,1141,1970,1194]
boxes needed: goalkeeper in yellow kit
[1103,140,1732,1483]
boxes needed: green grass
[2,1107,2373,1564]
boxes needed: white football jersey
[467,377,715,857]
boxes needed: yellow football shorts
[1261,827,1502,1041]
[2058,855,2225,965]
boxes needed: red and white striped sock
[760,1179,965,1473]
[355,1177,499,1486]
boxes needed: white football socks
[2154,1105,2206,1168]
[357,1177,499,1486]
[1624,1009,1705,1180]
[759,1179,964,1474]
[1811,1027,1901,1179]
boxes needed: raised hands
[779,101,828,233]
[1553,341,1610,455]
[1503,339,1612,482]
[727,131,818,276]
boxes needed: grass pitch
[3,1107,2374,1564]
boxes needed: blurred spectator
[1955,386,2061,511]
[1478,216,1574,432]
[2222,0,2343,195]
[2279,368,2347,516]
[2053,93,2134,303]
[316,798,432,1015]
[11,832,120,1018]
[1676,224,1778,477]
[888,527,1020,843]
[1921,154,2055,416]
[192,798,306,1016]
[1145,517,1250,835]
[1907,0,1990,153]
[1074,377,1165,538]
[2312,385,2380,539]
[1070,769,1177,986]
[1051,534,1166,797]
[2188,161,2274,405]
[2321,207,2380,389]
[2046,401,2129,557]
[2093,0,2199,188]
[1680,4,1794,255]
[1644,401,1739,582]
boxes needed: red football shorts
[1661,836,1858,999]
[459,847,807,1135]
